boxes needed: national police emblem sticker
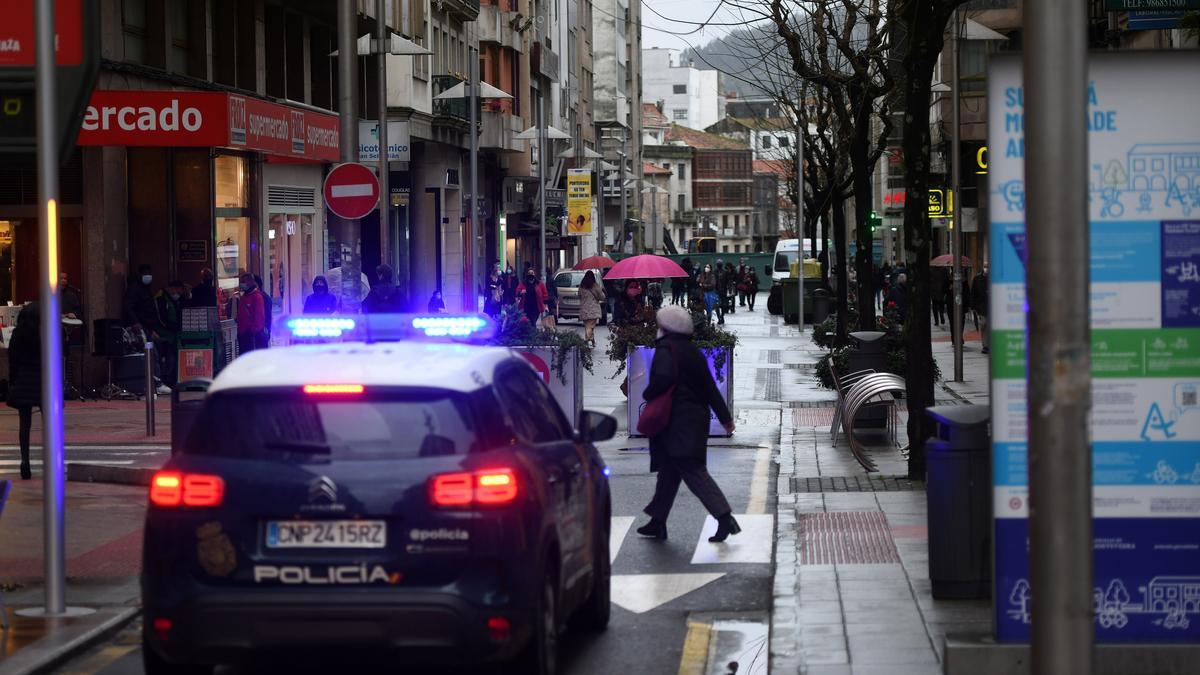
[196,522,237,577]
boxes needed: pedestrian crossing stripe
[610,516,635,564]
[690,514,774,565]
[610,573,724,614]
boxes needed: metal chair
[0,479,10,631]
[829,368,878,440]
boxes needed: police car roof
[208,341,520,394]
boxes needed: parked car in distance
[554,268,607,323]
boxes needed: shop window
[214,155,256,294]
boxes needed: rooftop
[642,103,670,129]
[666,124,749,151]
[643,162,672,175]
[754,159,792,177]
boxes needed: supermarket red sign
[0,0,83,67]
[77,90,339,161]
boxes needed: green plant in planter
[814,346,852,389]
[489,303,593,384]
[605,307,738,382]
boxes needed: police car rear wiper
[262,440,333,455]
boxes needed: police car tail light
[150,471,224,507]
[429,468,518,507]
[475,469,518,505]
[430,472,474,506]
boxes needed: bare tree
[892,0,969,478]
[766,0,893,331]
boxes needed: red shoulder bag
[636,344,679,437]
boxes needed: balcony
[481,109,523,152]
[442,0,480,21]
[432,75,470,123]
[478,4,524,52]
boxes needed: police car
[142,315,616,675]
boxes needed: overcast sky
[640,0,762,53]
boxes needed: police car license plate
[266,520,387,548]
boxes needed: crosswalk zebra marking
[690,514,774,565]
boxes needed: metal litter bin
[925,404,992,599]
[171,379,212,454]
[811,288,830,324]
[781,277,799,324]
[848,331,888,428]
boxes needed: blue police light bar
[283,314,495,343]
[286,317,357,338]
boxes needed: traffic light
[868,211,882,234]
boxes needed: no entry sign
[324,162,379,220]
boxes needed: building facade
[666,125,754,254]
[592,0,643,253]
[641,48,725,131]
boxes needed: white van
[771,238,824,283]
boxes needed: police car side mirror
[578,411,617,443]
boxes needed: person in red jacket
[516,269,548,326]
[236,272,267,356]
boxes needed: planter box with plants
[490,307,593,425]
[606,311,738,438]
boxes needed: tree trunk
[851,132,876,331]
[898,14,952,481]
[832,195,850,345]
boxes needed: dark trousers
[17,406,34,464]
[238,334,257,357]
[932,300,946,326]
[644,457,732,521]
[747,290,757,311]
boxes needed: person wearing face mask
[697,264,719,324]
[614,280,646,326]
[303,275,339,315]
[235,273,266,355]
[123,264,161,339]
[154,280,186,385]
[516,269,549,326]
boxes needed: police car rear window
[184,391,483,461]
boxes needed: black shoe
[20,460,32,480]
[636,518,668,540]
[981,347,990,354]
[708,514,742,543]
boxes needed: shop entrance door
[267,213,316,318]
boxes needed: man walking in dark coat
[636,306,741,543]
[971,265,990,354]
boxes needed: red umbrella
[930,254,973,268]
[604,254,689,279]
[573,255,616,270]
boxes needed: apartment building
[642,47,726,131]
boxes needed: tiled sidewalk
[770,325,992,674]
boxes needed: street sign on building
[358,120,410,162]
[928,188,954,217]
[988,51,1200,643]
[0,0,100,164]
[324,163,379,220]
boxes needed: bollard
[144,342,155,436]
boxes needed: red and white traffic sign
[324,162,379,220]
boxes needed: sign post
[988,51,1200,650]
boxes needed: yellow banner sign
[567,169,593,235]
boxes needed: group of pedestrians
[877,262,990,354]
[672,257,760,325]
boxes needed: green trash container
[781,277,799,324]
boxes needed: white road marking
[610,573,725,614]
[610,516,635,564]
[690,514,774,565]
[331,184,374,198]
[746,443,771,515]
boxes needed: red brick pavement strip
[797,511,902,565]
[0,480,146,582]
[0,399,171,446]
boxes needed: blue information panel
[987,52,1200,643]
